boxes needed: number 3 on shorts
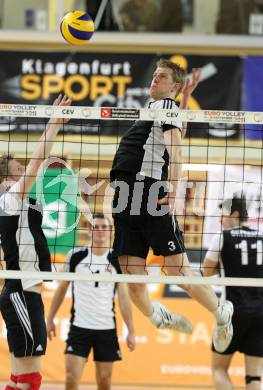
[168,241,176,251]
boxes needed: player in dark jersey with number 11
[203,195,263,390]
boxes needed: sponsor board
[0,104,37,117]
[101,107,139,119]
[203,110,246,124]
[165,111,179,119]
[0,51,242,136]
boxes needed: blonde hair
[156,58,186,96]
[0,154,13,182]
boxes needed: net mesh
[0,104,263,287]
[0,104,262,387]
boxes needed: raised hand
[48,94,72,125]
[179,68,201,137]
[180,68,201,110]
[184,68,201,97]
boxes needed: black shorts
[112,174,186,258]
[0,286,47,357]
[65,325,122,362]
[212,308,263,356]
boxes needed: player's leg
[118,255,153,316]
[165,252,233,351]
[152,216,221,312]
[5,355,16,390]
[65,354,86,390]
[64,325,92,390]
[5,354,17,390]
[5,355,41,390]
[148,215,233,351]
[95,362,113,390]
[114,187,192,333]
[0,292,18,390]
[211,351,233,390]
[114,212,156,318]
[93,328,121,390]
[15,357,41,390]
[14,290,46,390]
[242,310,263,390]
[244,355,263,390]
[119,255,192,332]
[0,289,45,390]
[165,252,223,312]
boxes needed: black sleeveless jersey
[221,226,263,310]
[110,99,181,182]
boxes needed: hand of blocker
[181,68,201,103]
[179,68,201,138]
[47,94,72,125]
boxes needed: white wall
[193,0,220,34]
[2,0,47,29]
[1,0,86,30]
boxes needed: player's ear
[172,82,181,92]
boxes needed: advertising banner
[0,51,241,137]
[30,166,79,255]
[0,295,244,387]
[243,56,263,139]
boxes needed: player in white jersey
[110,58,233,352]
[203,195,263,390]
[47,214,136,390]
[0,95,72,390]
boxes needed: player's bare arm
[180,68,201,137]
[180,68,201,110]
[203,258,220,277]
[159,128,182,214]
[117,283,136,352]
[47,280,70,340]
[17,94,72,198]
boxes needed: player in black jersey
[203,195,263,390]
[110,58,233,352]
[47,214,135,390]
[0,95,72,390]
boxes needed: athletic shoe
[213,300,234,353]
[149,301,193,334]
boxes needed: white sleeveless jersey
[0,182,51,290]
[64,247,121,330]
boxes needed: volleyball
[60,10,95,45]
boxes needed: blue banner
[243,56,263,139]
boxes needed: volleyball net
[0,104,263,287]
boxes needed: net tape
[0,103,262,124]
[0,270,263,287]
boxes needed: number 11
[235,240,263,265]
